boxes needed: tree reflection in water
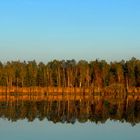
[0,94,140,126]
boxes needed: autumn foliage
[0,57,139,90]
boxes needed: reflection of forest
[0,94,140,126]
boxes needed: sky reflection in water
[0,119,140,140]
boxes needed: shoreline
[0,86,140,95]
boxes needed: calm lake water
[0,119,140,140]
[0,94,140,140]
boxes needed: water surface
[0,94,140,140]
[0,119,140,140]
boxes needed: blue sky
[0,0,140,62]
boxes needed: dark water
[0,94,140,140]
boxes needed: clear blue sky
[0,0,140,62]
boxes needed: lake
[0,94,140,140]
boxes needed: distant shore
[0,86,140,95]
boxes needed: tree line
[0,57,140,88]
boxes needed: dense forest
[0,57,140,89]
